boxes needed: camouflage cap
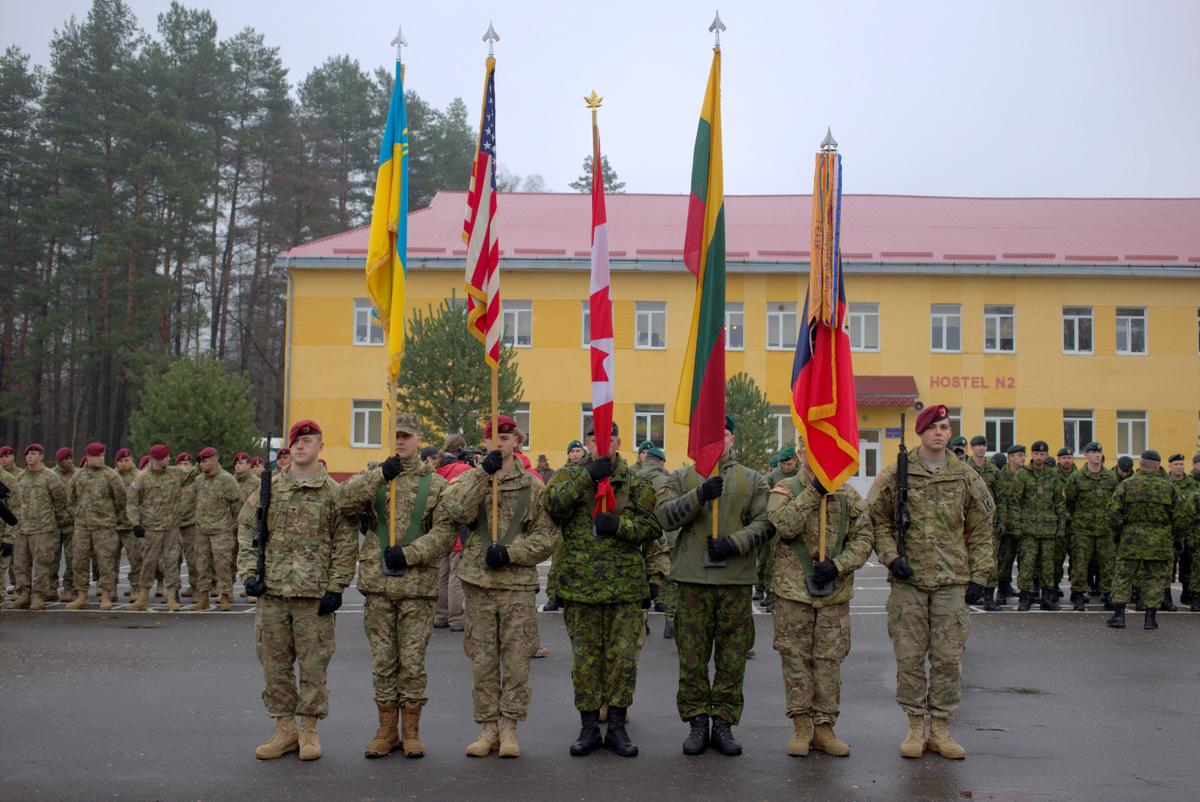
[396,412,421,436]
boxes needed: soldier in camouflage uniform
[640,447,680,632]
[544,439,588,612]
[1187,457,1200,612]
[1064,442,1118,611]
[51,447,77,601]
[238,419,358,761]
[187,447,243,611]
[173,452,199,599]
[868,404,995,760]
[12,445,70,609]
[112,449,143,600]
[767,458,873,758]
[1106,450,1190,630]
[1009,441,1066,611]
[545,422,662,758]
[0,446,21,605]
[126,444,194,612]
[965,435,1002,610]
[757,444,800,609]
[992,445,1025,602]
[65,443,130,610]
[444,415,558,759]
[1165,454,1197,611]
[338,414,458,760]
[653,415,773,757]
[1052,447,1077,598]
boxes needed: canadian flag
[589,126,616,516]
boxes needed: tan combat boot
[166,589,181,612]
[10,591,30,609]
[465,721,499,757]
[926,717,966,759]
[364,700,400,758]
[497,717,520,758]
[298,715,321,760]
[190,592,210,611]
[99,590,113,611]
[47,587,62,602]
[900,714,927,758]
[401,702,426,758]
[219,594,231,611]
[30,594,45,611]
[181,586,193,598]
[787,716,813,756]
[255,716,299,760]
[126,588,151,611]
[812,723,850,756]
[66,590,89,610]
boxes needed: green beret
[768,454,780,468]
[645,446,666,461]
[566,440,584,452]
[1006,444,1026,454]
[637,440,655,454]
[969,435,987,447]
[1083,441,1102,453]
[949,436,967,448]
[776,445,797,461]
[1056,447,1072,457]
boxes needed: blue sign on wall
[884,427,902,438]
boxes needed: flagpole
[490,365,499,543]
[386,25,408,548]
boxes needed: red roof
[855,376,920,408]
[282,192,1200,266]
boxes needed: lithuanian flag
[673,48,726,478]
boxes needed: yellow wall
[286,264,1200,475]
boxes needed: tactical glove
[244,577,266,597]
[317,590,342,616]
[813,559,838,585]
[383,545,407,572]
[0,501,15,527]
[587,456,613,482]
[594,512,619,538]
[380,455,404,481]
[481,450,504,475]
[965,582,986,605]
[0,480,9,499]
[484,543,510,569]
[132,525,146,538]
[0,542,11,558]
[707,536,736,562]
[697,475,724,503]
[888,556,914,580]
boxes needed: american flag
[463,59,501,367]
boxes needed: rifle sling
[784,477,849,575]
[374,472,433,551]
[477,484,532,546]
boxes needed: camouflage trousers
[1017,537,1057,591]
[1070,535,1115,594]
[545,538,564,600]
[255,594,336,718]
[462,583,539,722]
[994,530,1018,588]
[363,594,435,705]
[1111,558,1171,608]
[72,526,118,595]
[176,525,197,589]
[772,598,851,725]
[1189,544,1200,593]
[137,529,181,592]
[674,582,755,725]
[885,582,970,719]
[114,529,143,593]
[194,529,235,596]
[756,538,776,594]
[13,531,58,597]
[55,527,73,590]
[659,530,680,615]
[1054,531,1071,584]
[562,600,643,711]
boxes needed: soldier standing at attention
[443,415,558,759]
[275,448,291,472]
[188,447,243,611]
[544,422,662,758]
[51,447,77,602]
[338,413,458,760]
[653,415,773,757]
[112,449,143,600]
[1064,442,1118,611]
[868,404,995,760]
[1106,450,1189,630]
[1164,454,1196,611]
[965,436,1002,610]
[992,445,1025,604]
[767,454,873,758]
[175,453,199,599]
[13,445,70,610]
[126,444,193,612]
[239,420,357,761]
[632,440,655,476]
[758,444,801,611]
[1053,447,1077,598]
[234,452,256,499]
[65,443,130,610]
[1009,441,1065,611]
[544,439,590,613]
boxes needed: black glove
[481,450,504,475]
[383,544,407,572]
[697,475,724,503]
[484,543,510,569]
[0,480,9,499]
[707,536,736,562]
[810,476,828,496]
[889,556,914,580]
[380,455,404,481]
[965,582,986,605]
[813,559,838,584]
[594,512,619,538]
[0,501,16,527]
[317,591,342,616]
[0,542,11,558]
[587,455,613,482]
[649,583,660,600]
[132,525,146,539]
[244,577,266,597]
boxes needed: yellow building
[280,192,1200,492]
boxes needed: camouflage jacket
[1008,462,1065,540]
[116,467,138,531]
[1108,468,1189,561]
[765,465,800,490]
[992,467,1021,535]
[1064,466,1117,539]
[967,458,1000,499]
[339,459,457,600]
[767,476,873,607]
[16,466,70,536]
[236,472,257,501]
[128,464,195,530]
[1168,474,1198,545]
[1,467,21,543]
[68,465,130,529]
[236,465,359,598]
[52,466,76,530]
[444,461,558,592]
[194,469,243,534]
[179,474,197,528]
[545,453,663,604]
[653,456,774,586]
[869,449,996,590]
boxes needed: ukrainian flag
[365,61,410,379]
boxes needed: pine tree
[568,154,625,193]
[725,373,773,472]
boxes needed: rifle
[246,435,272,597]
[896,414,910,560]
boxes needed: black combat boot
[1106,604,1126,628]
[995,584,1009,606]
[1143,608,1158,630]
[1071,591,1087,612]
[983,588,1000,611]
[1039,588,1060,611]
[682,715,709,755]
[1102,593,1114,611]
[603,706,638,757]
[569,710,602,756]
[1160,589,1177,612]
[1180,587,1192,604]
[709,717,742,756]
[663,618,674,639]
[752,586,764,602]
[1017,591,1032,612]
[543,597,561,612]
[761,593,775,613]
[1190,596,1200,613]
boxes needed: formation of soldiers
[1,406,1197,765]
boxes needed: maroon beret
[289,419,322,446]
[85,442,106,457]
[0,446,12,456]
[276,447,290,456]
[114,448,133,461]
[55,447,73,461]
[138,455,150,469]
[234,451,250,462]
[25,443,45,456]
[197,447,218,460]
[175,452,191,464]
[483,414,518,440]
[148,444,169,461]
[914,404,950,435]
[250,456,263,466]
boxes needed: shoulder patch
[247,493,259,508]
[770,485,793,496]
[130,481,140,491]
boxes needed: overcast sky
[7,0,1199,197]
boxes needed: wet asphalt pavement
[2,559,1198,802]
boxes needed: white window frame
[931,304,962,353]
[771,406,799,450]
[848,302,880,352]
[725,302,744,351]
[1063,409,1094,456]
[947,407,962,441]
[634,301,667,350]
[633,404,666,449]
[580,301,590,348]
[502,299,533,348]
[983,304,1016,353]
[580,403,593,441]
[1115,307,1147,355]
[351,400,383,448]
[353,298,384,346]
[1116,410,1148,458]
[984,408,1016,455]
[1062,306,1094,354]
[513,402,531,450]
[766,302,798,351]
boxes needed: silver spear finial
[709,11,726,48]
[391,26,407,63]
[820,127,838,152]
[483,21,500,56]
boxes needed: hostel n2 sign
[929,375,1016,389]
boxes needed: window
[635,301,667,349]
[512,402,531,449]
[353,299,384,346]
[984,304,1015,352]
[857,430,881,481]
[351,400,383,448]
[502,300,532,348]
[848,302,879,351]
[580,403,593,441]
[931,304,961,352]
[581,301,590,348]
[947,407,962,441]
[1115,307,1146,354]
[771,406,799,449]
[984,408,1016,455]
[1116,410,1147,457]
[633,404,665,448]
[1063,306,1093,353]
[767,302,797,350]
[1063,409,1094,455]
[725,302,744,350]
